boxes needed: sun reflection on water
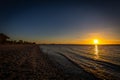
[94,45,99,59]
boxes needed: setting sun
[94,39,99,44]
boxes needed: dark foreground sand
[0,45,99,80]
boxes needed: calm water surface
[40,45,120,79]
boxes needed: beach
[0,44,119,80]
[0,45,62,80]
[0,44,98,80]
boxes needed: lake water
[40,45,120,80]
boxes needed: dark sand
[0,45,100,80]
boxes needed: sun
[94,39,99,44]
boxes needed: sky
[0,0,120,44]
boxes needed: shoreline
[0,44,114,80]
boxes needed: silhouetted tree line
[0,33,36,44]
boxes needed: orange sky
[35,32,120,44]
[36,39,120,44]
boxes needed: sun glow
[94,39,99,44]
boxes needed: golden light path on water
[94,44,99,59]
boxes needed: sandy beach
[0,45,61,80]
[0,44,101,80]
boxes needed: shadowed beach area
[0,45,100,80]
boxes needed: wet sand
[0,45,99,80]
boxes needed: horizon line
[38,43,120,45]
